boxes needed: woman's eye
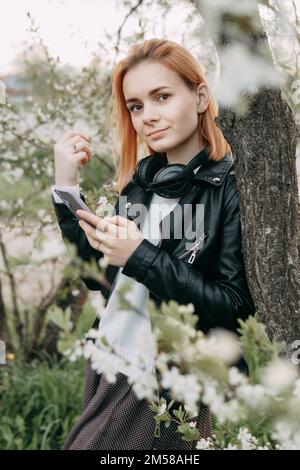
[129,94,169,112]
[158,93,169,102]
[129,104,141,112]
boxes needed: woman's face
[122,60,208,163]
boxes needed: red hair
[107,38,232,194]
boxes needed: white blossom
[178,303,195,314]
[85,328,101,340]
[272,421,300,450]
[182,324,197,339]
[64,339,83,362]
[212,43,283,108]
[262,359,298,394]
[157,403,167,416]
[126,367,158,401]
[224,443,238,450]
[237,427,258,450]
[197,328,242,364]
[196,437,215,450]
[98,196,108,205]
[135,331,157,366]
[236,383,269,410]
[155,352,170,373]
[98,257,108,269]
[161,367,201,416]
[89,347,120,383]
[228,367,248,387]
[89,293,106,318]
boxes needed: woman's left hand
[76,209,145,267]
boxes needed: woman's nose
[142,104,160,123]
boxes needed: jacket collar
[193,154,235,186]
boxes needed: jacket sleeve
[51,192,107,291]
[121,177,256,333]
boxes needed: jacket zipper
[177,233,206,264]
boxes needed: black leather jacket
[51,154,255,342]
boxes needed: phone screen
[54,189,94,219]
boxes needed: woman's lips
[149,127,169,138]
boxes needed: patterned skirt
[63,359,213,450]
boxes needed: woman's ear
[196,83,209,113]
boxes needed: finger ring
[74,142,80,152]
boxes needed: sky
[0,0,127,72]
[0,0,199,74]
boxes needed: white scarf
[97,192,181,377]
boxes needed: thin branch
[114,0,145,62]
[0,230,23,347]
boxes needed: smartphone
[54,189,94,219]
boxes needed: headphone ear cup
[152,163,185,185]
[150,164,193,198]
[133,154,167,189]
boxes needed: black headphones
[132,146,210,198]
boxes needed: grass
[0,352,85,450]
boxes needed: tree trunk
[217,88,300,352]
[196,1,300,356]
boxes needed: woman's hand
[76,210,145,267]
[54,130,93,186]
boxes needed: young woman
[51,38,255,450]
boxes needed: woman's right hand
[54,130,93,186]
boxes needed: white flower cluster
[89,293,106,319]
[195,328,242,364]
[262,359,298,394]
[202,376,245,424]
[272,421,300,450]
[63,299,300,450]
[161,366,201,416]
[64,327,158,401]
[196,437,215,450]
